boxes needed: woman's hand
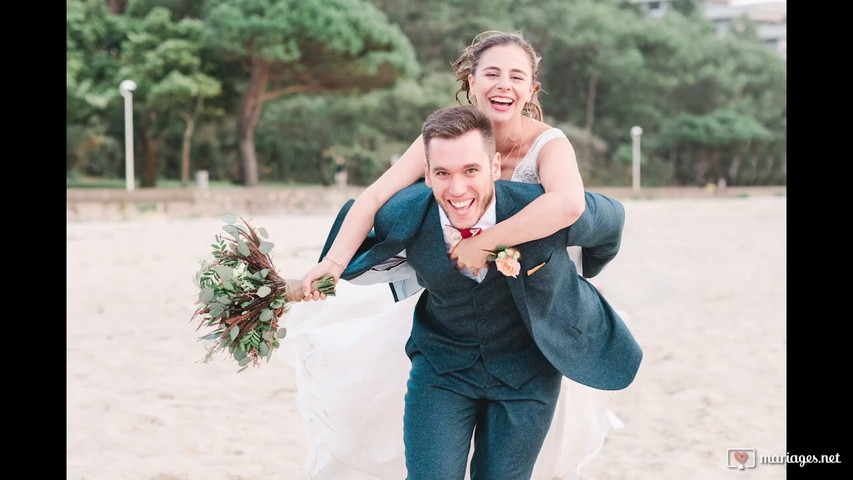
[300,257,344,301]
[449,235,492,276]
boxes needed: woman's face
[468,44,535,124]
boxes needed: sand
[67,193,787,479]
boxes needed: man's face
[424,130,501,229]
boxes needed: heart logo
[734,451,748,464]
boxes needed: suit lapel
[494,182,534,330]
[409,200,476,279]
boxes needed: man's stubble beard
[436,187,494,229]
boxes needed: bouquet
[191,214,335,370]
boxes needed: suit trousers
[403,352,562,480]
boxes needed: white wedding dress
[282,128,628,480]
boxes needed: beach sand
[67,194,786,479]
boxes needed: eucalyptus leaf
[259,241,274,255]
[222,224,237,237]
[259,343,270,356]
[199,287,214,304]
[237,356,251,367]
[259,308,273,322]
[229,326,239,341]
[237,239,250,256]
[258,227,269,238]
[259,269,270,278]
[221,214,237,224]
[199,332,221,341]
[208,304,224,317]
[257,286,272,298]
[215,296,232,305]
[276,327,287,339]
[213,265,233,281]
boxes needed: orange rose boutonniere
[488,246,521,278]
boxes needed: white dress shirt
[437,196,497,283]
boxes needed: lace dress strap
[510,128,568,184]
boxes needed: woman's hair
[451,30,544,122]
[422,105,496,162]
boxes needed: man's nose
[448,176,468,196]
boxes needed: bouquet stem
[282,274,336,303]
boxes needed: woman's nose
[496,74,511,89]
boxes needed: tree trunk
[180,112,196,187]
[106,0,127,14]
[710,149,723,184]
[762,154,776,183]
[236,61,271,186]
[669,149,679,185]
[141,112,158,188]
[583,74,599,177]
[727,154,741,183]
[694,151,710,185]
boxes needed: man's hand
[449,235,491,276]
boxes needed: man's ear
[424,159,432,187]
[491,152,501,180]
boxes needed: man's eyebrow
[431,162,481,172]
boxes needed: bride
[284,31,628,480]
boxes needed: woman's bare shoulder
[525,117,553,138]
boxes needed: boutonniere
[487,246,521,277]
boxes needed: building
[704,0,786,59]
[629,0,787,59]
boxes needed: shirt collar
[438,193,497,241]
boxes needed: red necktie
[444,225,482,247]
[446,225,482,239]
[458,227,481,238]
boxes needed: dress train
[283,281,626,480]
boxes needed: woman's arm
[300,136,427,298]
[451,136,586,275]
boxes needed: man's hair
[421,105,496,162]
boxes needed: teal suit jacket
[320,180,642,391]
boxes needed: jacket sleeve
[565,192,625,278]
[319,181,432,282]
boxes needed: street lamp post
[630,126,643,192]
[119,80,137,192]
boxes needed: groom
[318,105,642,479]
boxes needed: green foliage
[202,0,419,88]
[192,216,335,370]
[67,0,129,176]
[67,0,786,187]
[253,72,451,184]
